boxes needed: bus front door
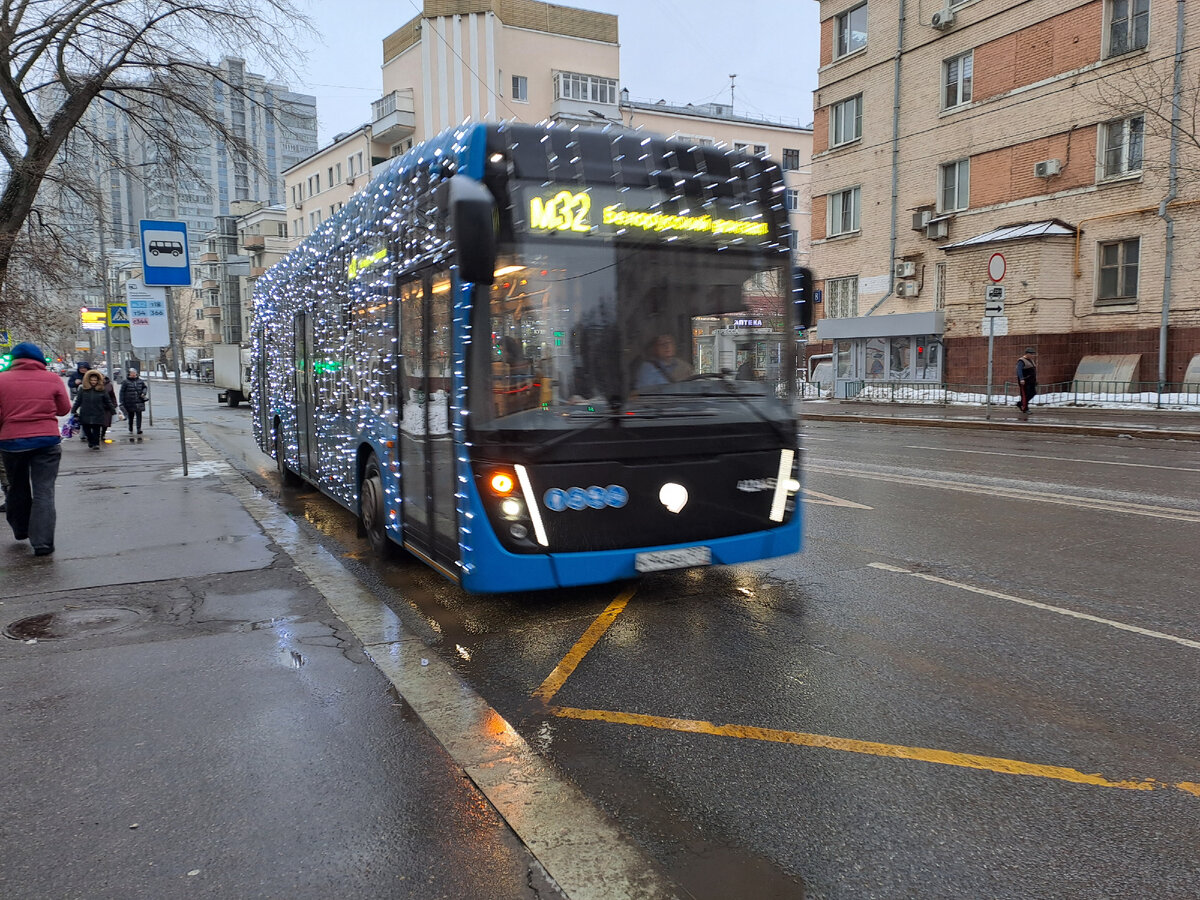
[398,269,459,573]
[294,312,316,477]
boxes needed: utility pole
[98,178,114,383]
[729,74,737,108]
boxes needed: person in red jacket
[0,342,72,556]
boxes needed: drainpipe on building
[865,0,906,317]
[1158,0,1185,396]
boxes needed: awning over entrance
[816,309,944,341]
[942,219,1076,251]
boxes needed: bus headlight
[500,497,523,518]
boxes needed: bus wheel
[361,455,397,558]
[275,428,302,488]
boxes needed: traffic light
[916,344,925,359]
[792,266,815,330]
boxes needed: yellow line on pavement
[550,706,1200,799]
[532,586,637,703]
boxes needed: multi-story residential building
[196,201,290,355]
[811,0,1200,395]
[284,0,812,278]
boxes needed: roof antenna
[729,73,737,108]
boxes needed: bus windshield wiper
[526,395,627,460]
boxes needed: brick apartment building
[810,0,1200,395]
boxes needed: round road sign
[988,252,1006,282]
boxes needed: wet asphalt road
[190,389,1200,900]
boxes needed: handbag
[61,414,80,438]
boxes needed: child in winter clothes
[71,370,117,449]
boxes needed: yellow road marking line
[803,489,873,509]
[532,585,637,702]
[806,463,1200,523]
[550,706,1200,799]
[869,562,1200,651]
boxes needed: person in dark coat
[72,369,116,449]
[0,342,72,555]
[1016,347,1038,419]
[67,361,90,397]
[100,375,119,444]
[119,368,149,439]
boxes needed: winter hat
[1023,347,1037,354]
[10,342,45,362]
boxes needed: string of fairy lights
[251,120,790,574]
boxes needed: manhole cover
[4,607,143,641]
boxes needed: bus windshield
[472,237,793,433]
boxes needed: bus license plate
[635,546,712,573]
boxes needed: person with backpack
[119,368,149,439]
[1016,347,1038,420]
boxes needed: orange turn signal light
[489,472,515,495]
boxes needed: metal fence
[836,380,1200,409]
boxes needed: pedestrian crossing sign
[108,304,130,327]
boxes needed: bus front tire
[361,456,398,559]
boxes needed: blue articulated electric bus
[253,121,813,592]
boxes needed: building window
[944,51,973,109]
[1097,237,1140,303]
[1102,115,1144,178]
[786,188,802,211]
[826,276,859,318]
[1108,0,1149,57]
[782,148,801,170]
[335,162,342,183]
[754,143,767,155]
[835,3,868,59]
[733,141,749,152]
[828,186,861,236]
[789,231,800,253]
[939,159,969,212]
[554,71,618,105]
[832,94,863,145]
[327,166,334,187]
[512,75,528,102]
[195,308,204,320]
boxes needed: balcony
[250,266,268,278]
[199,252,219,263]
[202,306,222,318]
[200,280,219,290]
[241,234,265,251]
[371,88,416,146]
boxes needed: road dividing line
[902,444,1200,473]
[807,463,1200,523]
[869,563,1200,651]
[189,436,677,900]
[803,489,873,509]
[534,586,637,703]
[549,706,1200,799]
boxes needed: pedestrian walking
[119,368,149,439]
[100,375,119,444]
[66,361,90,398]
[0,342,72,556]
[72,370,116,449]
[1016,347,1038,420]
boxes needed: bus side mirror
[793,266,815,329]
[443,174,497,285]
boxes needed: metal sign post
[139,219,190,475]
[984,284,1006,420]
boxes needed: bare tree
[0,0,312,305]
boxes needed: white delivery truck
[213,343,253,407]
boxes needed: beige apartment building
[284,0,812,271]
[811,0,1200,394]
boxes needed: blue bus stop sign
[139,219,191,286]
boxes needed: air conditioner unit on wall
[931,7,956,30]
[1033,159,1062,177]
[895,260,917,279]
[896,280,920,298]
[925,219,949,240]
[912,209,932,231]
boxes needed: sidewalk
[0,423,570,899]
[800,399,1200,441]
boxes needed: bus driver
[635,334,693,388]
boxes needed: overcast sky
[294,0,821,145]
